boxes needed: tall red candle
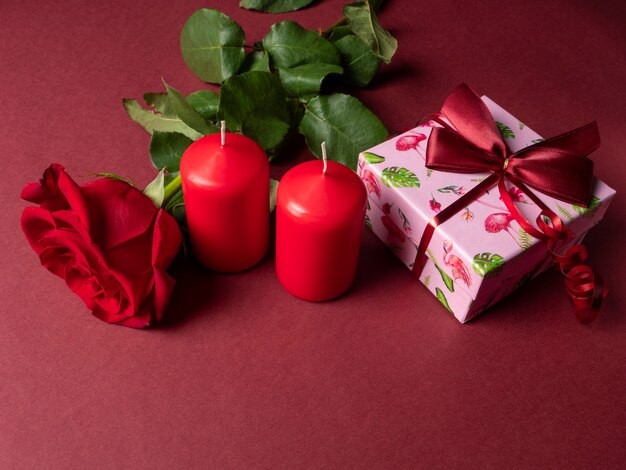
[180,128,269,272]
[276,150,367,301]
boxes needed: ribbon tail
[499,178,605,323]
[554,246,608,323]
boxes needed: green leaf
[144,92,175,117]
[381,167,420,188]
[122,99,203,140]
[218,71,291,152]
[434,263,455,292]
[287,98,305,127]
[187,90,220,121]
[572,195,601,219]
[328,25,353,42]
[277,63,343,102]
[262,21,340,69]
[435,287,452,313]
[149,131,194,174]
[239,50,271,73]
[143,170,167,208]
[361,151,385,164]
[163,80,217,135]
[531,138,545,144]
[180,8,246,84]
[239,0,316,13]
[333,34,381,87]
[343,2,397,63]
[495,121,515,139]
[472,253,506,278]
[299,93,388,170]
[364,214,372,230]
[269,178,279,213]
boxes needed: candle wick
[321,141,328,175]
[221,120,226,147]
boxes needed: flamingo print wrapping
[358,90,615,323]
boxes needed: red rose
[21,164,182,328]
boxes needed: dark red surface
[2,0,625,468]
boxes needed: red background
[2,0,625,468]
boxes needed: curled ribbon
[412,84,607,323]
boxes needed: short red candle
[180,132,269,272]
[276,160,367,301]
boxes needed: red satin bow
[412,84,607,323]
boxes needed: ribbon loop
[441,83,508,159]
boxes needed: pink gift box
[358,97,616,323]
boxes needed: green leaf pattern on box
[573,195,601,219]
[435,288,452,313]
[495,121,515,139]
[381,167,420,188]
[472,253,506,278]
[361,152,385,164]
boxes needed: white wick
[221,120,226,147]
[321,141,328,175]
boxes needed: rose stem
[162,175,182,208]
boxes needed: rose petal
[103,228,154,277]
[117,309,152,329]
[21,164,92,230]
[151,269,177,322]
[81,178,158,250]
[149,210,182,322]
[21,207,56,255]
[152,209,183,270]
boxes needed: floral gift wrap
[358,93,615,323]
